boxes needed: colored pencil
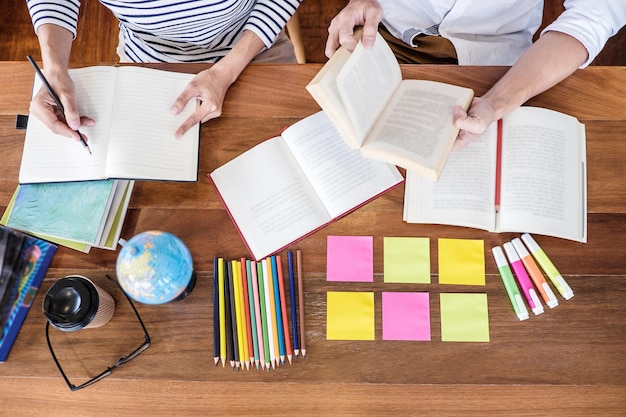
[218,258,227,367]
[265,258,280,366]
[224,261,236,368]
[245,260,260,369]
[233,261,249,370]
[258,261,271,370]
[276,255,293,364]
[288,251,300,358]
[240,259,254,369]
[250,260,263,370]
[213,258,220,366]
[297,250,306,357]
[271,256,286,365]
[227,261,240,369]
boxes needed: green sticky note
[440,293,490,342]
[438,238,485,285]
[384,237,430,283]
[327,292,375,340]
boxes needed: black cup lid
[42,276,99,331]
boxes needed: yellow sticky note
[384,237,430,283]
[440,293,490,342]
[326,292,375,340]
[438,238,485,285]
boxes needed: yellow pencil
[232,260,245,369]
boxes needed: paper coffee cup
[42,276,115,332]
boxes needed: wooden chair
[286,10,306,63]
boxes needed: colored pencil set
[492,233,574,321]
[213,250,306,371]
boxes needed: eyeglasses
[45,274,151,391]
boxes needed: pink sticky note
[326,235,373,282]
[382,292,431,341]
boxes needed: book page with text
[106,67,198,181]
[362,80,473,178]
[210,137,331,260]
[336,32,402,145]
[19,67,116,183]
[404,123,497,230]
[497,107,586,242]
[281,111,403,218]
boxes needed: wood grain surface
[0,63,624,416]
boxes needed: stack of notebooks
[1,179,134,253]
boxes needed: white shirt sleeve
[541,0,626,68]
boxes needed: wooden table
[1,62,625,416]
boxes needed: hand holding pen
[26,55,93,154]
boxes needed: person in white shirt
[325,0,626,147]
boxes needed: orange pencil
[236,261,250,370]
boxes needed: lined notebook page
[106,66,198,181]
[19,67,117,183]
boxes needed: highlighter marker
[503,242,544,315]
[511,238,559,309]
[491,246,529,321]
[521,233,574,300]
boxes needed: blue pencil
[271,256,286,365]
[288,251,300,357]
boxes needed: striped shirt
[27,0,301,63]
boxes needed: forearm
[35,24,74,73]
[483,31,589,120]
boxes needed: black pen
[26,55,92,155]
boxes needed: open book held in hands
[20,66,199,184]
[404,106,587,243]
[307,31,474,181]
[209,111,403,261]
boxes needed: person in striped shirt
[26,0,302,141]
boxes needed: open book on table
[306,31,474,181]
[1,179,134,253]
[19,66,199,184]
[209,111,404,260]
[403,106,587,242]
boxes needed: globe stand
[173,270,196,301]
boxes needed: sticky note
[440,293,490,342]
[383,237,430,283]
[326,235,373,282]
[382,292,430,341]
[438,238,485,285]
[326,292,375,340]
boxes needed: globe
[116,231,195,304]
